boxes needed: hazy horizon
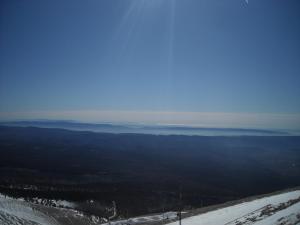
[1,110,300,131]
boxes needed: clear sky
[0,0,300,128]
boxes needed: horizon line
[0,110,300,130]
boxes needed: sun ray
[167,0,177,79]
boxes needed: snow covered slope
[1,190,299,225]
[102,211,178,225]
[0,195,59,225]
[167,190,300,225]
[0,194,102,225]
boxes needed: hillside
[1,189,299,225]
[166,189,300,225]
[0,194,102,225]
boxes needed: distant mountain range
[0,120,292,136]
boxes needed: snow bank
[167,190,300,225]
[0,196,59,225]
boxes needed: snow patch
[167,190,300,225]
[0,196,59,225]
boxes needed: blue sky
[0,0,300,128]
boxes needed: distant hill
[0,120,291,136]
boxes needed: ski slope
[167,190,300,225]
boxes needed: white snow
[1,190,299,225]
[55,200,76,208]
[167,190,300,225]
[254,202,300,225]
[103,211,178,225]
[0,195,59,225]
[31,197,76,208]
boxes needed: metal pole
[179,188,182,225]
[179,210,182,225]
